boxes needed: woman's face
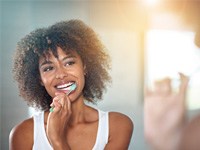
[39,47,85,102]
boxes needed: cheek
[40,76,54,96]
[77,68,85,86]
[78,75,85,93]
[80,74,85,85]
[40,74,51,87]
[41,78,47,86]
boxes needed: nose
[55,67,68,79]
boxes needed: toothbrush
[49,83,77,112]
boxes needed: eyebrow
[39,60,52,68]
[39,54,77,68]
[62,54,76,61]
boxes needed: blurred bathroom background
[1,0,200,149]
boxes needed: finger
[53,93,66,106]
[67,97,71,111]
[56,94,70,113]
[50,100,62,113]
[65,96,72,117]
[61,95,71,112]
[50,102,54,107]
[50,98,59,109]
[50,96,64,112]
[58,97,65,107]
[179,72,189,95]
[60,95,68,112]
[55,91,65,96]
[154,78,172,96]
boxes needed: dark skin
[9,47,133,150]
[179,115,200,150]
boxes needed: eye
[64,60,75,66]
[42,66,54,72]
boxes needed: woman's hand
[46,92,72,149]
[144,73,189,150]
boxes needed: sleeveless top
[32,109,109,150]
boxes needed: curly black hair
[13,19,111,111]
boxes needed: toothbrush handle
[49,91,71,112]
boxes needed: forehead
[39,48,80,62]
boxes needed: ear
[83,65,87,76]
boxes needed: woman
[9,19,133,150]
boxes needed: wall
[0,0,2,147]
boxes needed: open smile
[55,81,76,92]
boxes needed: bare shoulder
[104,112,133,149]
[109,112,134,132]
[9,117,33,150]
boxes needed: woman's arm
[104,112,134,150]
[9,118,34,150]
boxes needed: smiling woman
[9,19,133,150]
[12,20,111,110]
[38,49,85,102]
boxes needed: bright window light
[144,0,159,5]
[145,29,200,110]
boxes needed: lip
[54,80,75,88]
[54,81,76,94]
[55,81,74,89]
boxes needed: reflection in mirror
[146,29,200,110]
[144,0,200,150]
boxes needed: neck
[68,96,87,126]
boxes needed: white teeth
[56,82,73,89]
[58,87,70,91]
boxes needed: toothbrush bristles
[67,83,76,95]
[50,83,77,112]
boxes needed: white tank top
[32,109,109,150]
